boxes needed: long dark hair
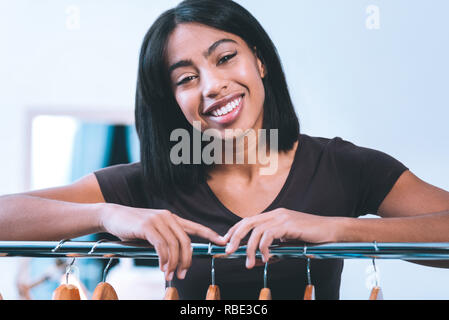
[135,0,300,199]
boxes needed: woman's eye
[218,51,237,65]
[176,76,196,86]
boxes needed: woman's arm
[337,170,449,268]
[0,173,106,241]
[0,173,227,280]
[224,170,449,269]
[337,170,449,242]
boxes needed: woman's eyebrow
[168,38,237,75]
[203,38,237,58]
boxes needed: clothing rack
[2,240,449,260]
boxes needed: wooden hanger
[53,284,81,300]
[206,285,220,300]
[259,288,272,300]
[259,261,272,300]
[368,243,383,300]
[92,258,119,300]
[52,258,81,300]
[303,257,315,300]
[303,284,315,300]
[369,286,383,300]
[164,281,179,300]
[206,256,220,300]
[92,282,118,300]
[368,254,383,300]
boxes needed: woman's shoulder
[297,132,405,168]
[298,132,353,152]
[93,162,150,207]
[94,162,143,178]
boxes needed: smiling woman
[134,0,300,199]
[1,0,449,301]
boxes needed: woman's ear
[253,46,266,79]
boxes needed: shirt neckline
[204,134,303,221]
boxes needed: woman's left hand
[223,208,343,269]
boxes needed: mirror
[22,110,140,299]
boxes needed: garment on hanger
[92,282,118,300]
[52,284,81,300]
[369,286,383,300]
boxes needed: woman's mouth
[204,94,244,125]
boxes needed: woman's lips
[205,94,245,125]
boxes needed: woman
[1,0,449,299]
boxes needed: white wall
[0,0,448,299]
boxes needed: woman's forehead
[166,23,243,63]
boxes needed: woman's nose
[201,70,229,99]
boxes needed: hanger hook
[65,257,76,284]
[306,257,312,286]
[207,242,216,286]
[263,261,269,289]
[211,255,216,286]
[88,239,107,256]
[102,258,115,283]
[303,244,312,286]
[372,241,379,287]
[52,239,70,253]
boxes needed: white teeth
[210,96,242,117]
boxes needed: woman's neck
[210,134,298,183]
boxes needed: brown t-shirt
[94,133,408,300]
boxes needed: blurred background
[0,0,448,299]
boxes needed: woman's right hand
[99,203,227,281]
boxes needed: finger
[176,216,227,246]
[223,223,240,242]
[226,219,260,254]
[167,216,192,280]
[245,224,269,269]
[154,222,180,281]
[259,229,278,263]
[143,227,168,273]
[224,214,272,242]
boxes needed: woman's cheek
[176,92,199,122]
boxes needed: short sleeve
[358,146,408,215]
[332,137,409,217]
[93,162,152,208]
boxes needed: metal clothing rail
[2,241,449,260]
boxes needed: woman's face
[166,23,266,138]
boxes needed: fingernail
[168,272,174,281]
[162,263,168,272]
[178,269,187,279]
[246,258,251,269]
[225,244,232,253]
